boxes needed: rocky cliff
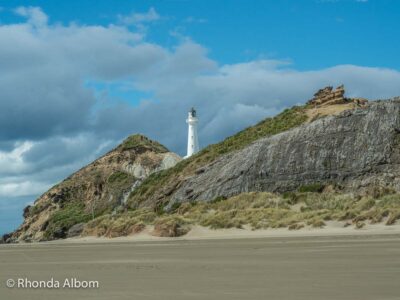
[8,86,400,242]
[165,99,400,208]
[126,98,400,212]
[8,135,181,242]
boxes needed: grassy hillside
[118,134,169,153]
[13,134,180,242]
[127,105,308,209]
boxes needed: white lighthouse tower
[185,107,199,158]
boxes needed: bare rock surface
[307,85,367,107]
[167,99,400,207]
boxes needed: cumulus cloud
[0,7,163,143]
[0,142,33,176]
[1,6,400,216]
[15,6,48,26]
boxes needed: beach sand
[59,221,400,244]
[2,224,400,300]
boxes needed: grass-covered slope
[128,106,308,209]
[118,134,169,153]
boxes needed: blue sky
[1,0,399,69]
[0,0,400,235]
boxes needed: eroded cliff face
[7,87,400,242]
[166,99,400,208]
[9,135,181,242]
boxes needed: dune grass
[83,209,157,237]
[84,190,400,238]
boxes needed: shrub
[108,171,130,184]
[152,216,191,237]
[366,186,396,199]
[44,201,91,239]
[28,202,49,216]
[355,221,365,229]
[307,218,325,228]
[298,183,325,193]
[210,196,227,204]
[386,209,400,225]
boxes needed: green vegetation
[86,190,400,238]
[119,134,168,153]
[105,171,137,210]
[107,171,136,193]
[298,183,325,193]
[107,171,130,184]
[200,106,308,157]
[28,202,48,216]
[128,106,308,208]
[44,201,92,239]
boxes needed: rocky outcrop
[1,233,12,244]
[11,134,181,242]
[307,85,368,107]
[67,223,85,238]
[166,99,400,208]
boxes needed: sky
[1,0,400,235]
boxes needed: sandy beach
[59,221,400,244]
[1,225,400,300]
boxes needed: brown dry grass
[84,190,400,238]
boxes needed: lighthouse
[185,107,199,158]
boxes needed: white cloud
[14,6,48,27]
[0,181,50,197]
[0,142,33,176]
[0,6,400,203]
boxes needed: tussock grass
[83,209,157,237]
[84,190,400,238]
[152,216,191,237]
